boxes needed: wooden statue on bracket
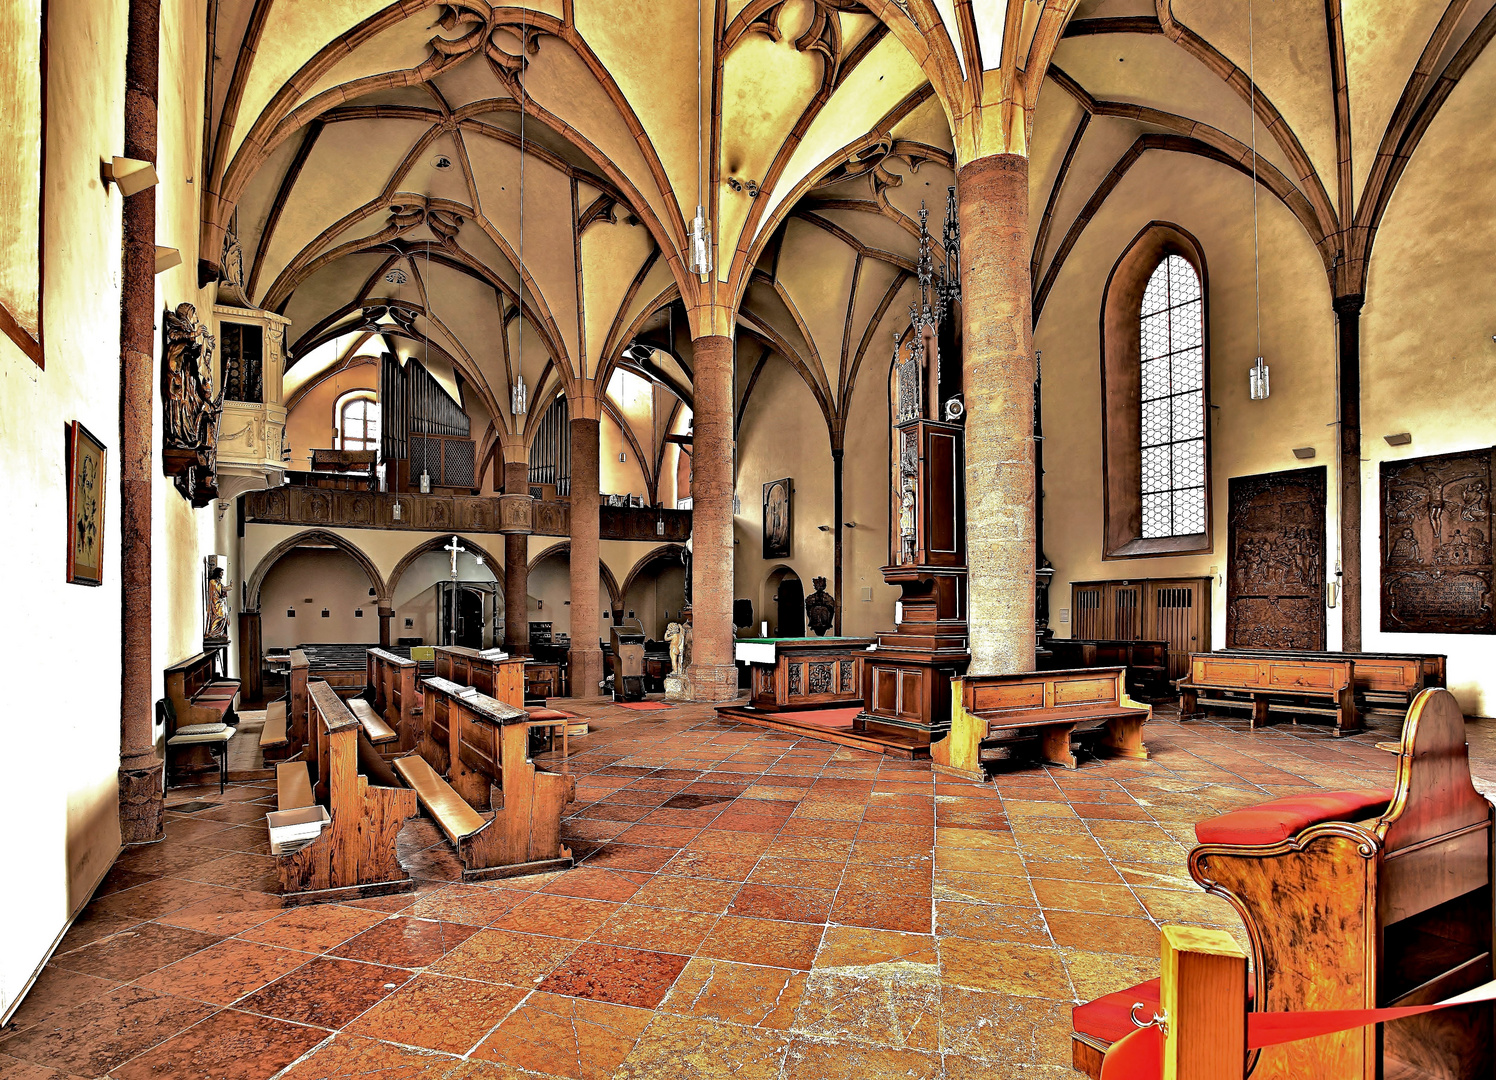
[161,302,221,507]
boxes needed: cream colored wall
[733,352,898,638]
[1359,45,1496,715]
[260,549,382,650]
[1036,153,1340,657]
[622,562,687,640]
[284,362,378,471]
[390,549,501,646]
[0,0,212,1023]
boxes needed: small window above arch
[1100,223,1212,559]
[335,390,379,454]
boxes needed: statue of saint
[664,620,692,674]
[162,303,217,448]
[899,478,917,563]
[205,563,231,641]
[805,576,835,636]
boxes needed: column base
[682,662,739,704]
[119,761,165,845]
[570,648,605,698]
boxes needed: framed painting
[763,477,792,559]
[66,421,106,586]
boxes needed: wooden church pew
[365,647,421,752]
[271,679,419,904]
[1213,648,1444,718]
[1073,688,1493,1079]
[434,645,526,707]
[1177,651,1360,735]
[393,677,574,880]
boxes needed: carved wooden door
[1226,466,1327,649]
[1145,578,1210,679]
[1072,584,1104,638]
[1108,584,1143,639]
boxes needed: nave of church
[3,0,1496,1077]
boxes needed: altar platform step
[713,705,931,759]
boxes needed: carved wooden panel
[1226,466,1326,650]
[1381,448,1493,634]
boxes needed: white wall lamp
[1249,356,1270,400]
[102,156,159,196]
[154,246,182,274]
[1384,432,1413,446]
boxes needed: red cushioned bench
[1073,689,1494,1080]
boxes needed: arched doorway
[620,545,687,644]
[764,566,804,637]
[388,535,504,648]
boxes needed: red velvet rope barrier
[1100,980,1496,1080]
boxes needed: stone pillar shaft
[503,461,531,655]
[959,154,1036,675]
[1335,295,1363,651]
[119,0,163,844]
[568,418,603,696]
[686,334,738,701]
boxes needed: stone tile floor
[3,699,1491,1079]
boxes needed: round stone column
[960,153,1036,675]
[685,334,739,701]
[502,460,532,656]
[568,417,604,696]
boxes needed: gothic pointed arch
[247,529,388,608]
[386,534,505,601]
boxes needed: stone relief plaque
[1381,447,1493,634]
[1226,466,1327,650]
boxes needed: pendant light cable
[1248,0,1261,358]
[517,8,527,408]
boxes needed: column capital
[498,492,534,535]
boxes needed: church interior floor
[5,701,1492,1080]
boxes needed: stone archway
[247,529,387,608]
[386,534,505,601]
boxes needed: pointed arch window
[1101,223,1211,558]
[1139,255,1206,537]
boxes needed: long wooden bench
[365,647,421,752]
[932,668,1151,780]
[271,679,419,904]
[394,677,574,880]
[434,645,525,706]
[1214,648,1445,717]
[1073,688,1493,1079]
[1044,638,1171,698]
[1178,652,1359,734]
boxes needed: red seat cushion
[1074,979,1160,1045]
[198,682,239,700]
[196,697,233,719]
[1195,788,1395,846]
[526,707,574,721]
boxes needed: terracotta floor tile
[539,867,649,903]
[406,884,530,925]
[793,969,940,1050]
[89,878,244,922]
[329,916,479,967]
[0,1053,78,1079]
[781,1036,940,1080]
[814,926,938,971]
[746,858,844,891]
[627,875,740,912]
[470,991,652,1080]
[1031,878,1147,917]
[846,841,935,870]
[344,973,525,1054]
[490,894,620,939]
[236,956,409,1028]
[154,890,285,935]
[660,793,734,810]
[590,905,719,954]
[939,937,1073,998]
[727,883,834,924]
[429,928,578,985]
[1060,948,1161,1001]
[535,943,688,1007]
[934,901,1052,946]
[576,803,654,822]
[109,1007,327,1080]
[0,966,119,1033]
[776,818,861,840]
[763,836,851,861]
[658,958,806,1028]
[276,1033,457,1079]
[615,1014,790,1080]
[49,921,223,983]
[1132,886,1241,924]
[1043,911,1161,956]
[639,807,724,828]
[657,852,764,885]
[237,904,386,953]
[52,910,143,955]
[579,844,679,872]
[1021,854,1123,883]
[938,987,1075,1060]
[614,823,702,847]
[134,938,311,1004]
[0,985,214,1077]
[686,830,775,855]
[697,917,824,971]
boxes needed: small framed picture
[66,421,107,586]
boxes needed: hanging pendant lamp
[688,0,713,282]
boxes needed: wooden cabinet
[1070,577,1210,681]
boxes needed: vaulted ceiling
[200,0,1494,465]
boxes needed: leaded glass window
[1139,255,1206,537]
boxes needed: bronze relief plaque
[1226,466,1327,650]
[1381,448,1493,634]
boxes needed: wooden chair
[1177,652,1359,735]
[393,677,575,880]
[271,679,419,904]
[933,668,1150,780]
[160,698,234,793]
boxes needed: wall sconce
[1249,356,1270,400]
[355,609,363,618]
[1292,447,1316,460]
[817,525,831,532]
[1384,432,1413,446]
[102,156,159,196]
[154,246,181,274]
